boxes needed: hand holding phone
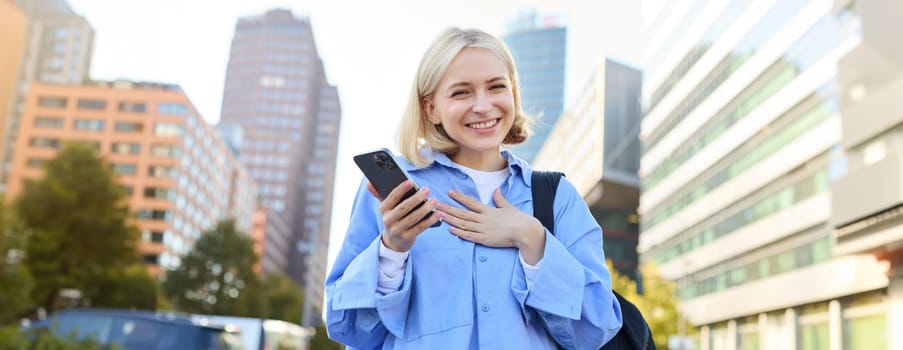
[353,149,441,251]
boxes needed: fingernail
[448,190,456,197]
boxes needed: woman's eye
[490,84,507,90]
[450,90,468,97]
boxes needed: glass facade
[503,24,566,164]
[639,0,896,348]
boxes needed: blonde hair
[397,27,532,167]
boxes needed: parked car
[190,315,312,350]
[26,308,244,350]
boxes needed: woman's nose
[472,92,492,114]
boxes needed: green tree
[15,143,146,312]
[608,260,681,349]
[162,219,262,315]
[0,201,32,325]
[258,272,303,322]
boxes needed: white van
[192,315,313,350]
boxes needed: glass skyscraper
[502,10,567,164]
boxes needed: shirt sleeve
[377,239,409,294]
[519,254,541,290]
[325,179,415,348]
[515,177,623,349]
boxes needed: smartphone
[353,148,439,227]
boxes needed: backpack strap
[531,170,657,350]
[531,171,564,234]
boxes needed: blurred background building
[502,9,567,164]
[533,58,642,280]
[2,0,94,194]
[5,81,257,277]
[0,0,28,172]
[218,8,341,326]
[639,0,900,348]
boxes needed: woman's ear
[424,99,440,125]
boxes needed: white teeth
[469,119,498,129]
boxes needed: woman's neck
[450,150,507,171]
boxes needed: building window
[138,209,169,221]
[158,103,188,116]
[114,121,143,132]
[144,187,172,200]
[38,96,67,108]
[30,138,60,149]
[150,144,180,157]
[34,117,64,129]
[76,99,107,110]
[110,142,141,155]
[148,166,177,179]
[110,163,137,175]
[118,101,147,113]
[73,119,105,131]
[121,185,133,196]
[154,123,184,137]
[26,158,46,168]
[142,254,159,265]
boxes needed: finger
[398,197,437,229]
[434,201,477,222]
[409,209,442,233]
[395,187,431,218]
[366,182,384,201]
[492,188,512,208]
[438,210,480,233]
[448,225,481,243]
[448,189,489,213]
[379,180,414,212]
[383,187,429,226]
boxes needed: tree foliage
[258,272,304,323]
[14,143,145,312]
[0,200,32,325]
[608,260,682,349]
[162,219,262,315]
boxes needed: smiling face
[425,47,515,170]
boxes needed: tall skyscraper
[2,0,94,193]
[502,9,567,164]
[220,8,341,324]
[533,58,643,279]
[640,0,900,348]
[7,81,258,277]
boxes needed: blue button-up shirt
[326,150,622,349]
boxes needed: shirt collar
[399,148,533,187]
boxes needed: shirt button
[482,304,490,312]
[479,256,487,262]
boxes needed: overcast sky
[66,0,651,280]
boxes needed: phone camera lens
[374,153,390,169]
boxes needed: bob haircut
[397,27,532,167]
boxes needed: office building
[639,0,899,348]
[7,81,258,277]
[831,0,903,349]
[219,8,341,322]
[0,0,28,166]
[533,58,643,279]
[2,0,95,192]
[502,9,567,164]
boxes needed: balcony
[832,153,903,256]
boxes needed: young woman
[326,27,622,349]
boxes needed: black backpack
[531,171,656,350]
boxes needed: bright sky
[65,0,649,281]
